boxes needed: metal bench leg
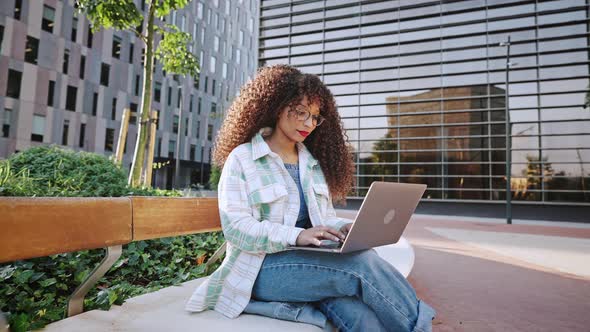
[204,241,226,274]
[0,310,9,332]
[66,245,122,317]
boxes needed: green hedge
[0,146,223,331]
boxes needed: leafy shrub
[0,146,224,331]
[208,165,221,190]
[1,233,224,331]
[1,146,129,197]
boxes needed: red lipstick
[297,130,310,137]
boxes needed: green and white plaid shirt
[185,130,350,318]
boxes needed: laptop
[288,181,426,253]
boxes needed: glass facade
[259,0,590,204]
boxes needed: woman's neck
[265,131,298,162]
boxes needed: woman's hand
[340,223,353,238]
[296,226,346,247]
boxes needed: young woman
[186,64,435,331]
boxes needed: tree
[77,0,199,187]
[357,133,399,189]
[521,154,554,200]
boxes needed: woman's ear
[260,127,273,137]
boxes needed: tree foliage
[76,0,143,33]
[156,25,199,77]
[76,0,200,188]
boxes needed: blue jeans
[252,249,435,332]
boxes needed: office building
[0,0,259,188]
[259,0,590,217]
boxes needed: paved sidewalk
[403,214,590,331]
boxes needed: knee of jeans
[353,250,383,271]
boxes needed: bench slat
[131,197,221,241]
[0,197,132,263]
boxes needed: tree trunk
[129,2,156,187]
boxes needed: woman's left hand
[339,223,353,238]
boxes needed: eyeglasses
[289,105,325,126]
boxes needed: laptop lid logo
[384,209,396,225]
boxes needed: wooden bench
[0,197,415,331]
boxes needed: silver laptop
[288,181,426,253]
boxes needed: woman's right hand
[296,226,346,247]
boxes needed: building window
[2,109,12,138]
[207,124,213,141]
[66,85,77,111]
[47,80,55,107]
[112,36,121,58]
[189,94,194,113]
[190,144,196,161]
[87,26,93,48]
[42,5,55,33]
[63,50,70,74]
[79,123,86,148]
[105,128,115,151]
[111,98,117,120]
[6,69,22,99]
[157,137,162,156]
[100,63,110,86]
[210,56,216,73]
[129,103,137,124]
[180,14,185,31]
[155,110,160,130]
[211,102,216,114]
[167,86,172,105]
[214,36,219,52]
[134,74,140,96]
[197,2,204,20]
[184,118,188,136]
[204,76,208,93]
[31,115,45,142]
[14,0,22,20]
[173,115,179,134]
[129,44,134,63]
[92,92,98,116]
[198,97,202,114]
[24,36,39,64]
[196,120,200,139]
[62,119,70,146]
[168,140,175,158]
[71,17,78,42]
[177,89,181,108]
[0,25,4,52]
[80,55,86,79]
[154,82,162,102]
[212,80,216,96]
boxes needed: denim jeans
[251,249,435,332]
[244,300,328,328]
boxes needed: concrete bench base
[42,238,414,332]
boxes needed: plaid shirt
[185,130,350,318]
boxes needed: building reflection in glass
[354,84,589,202]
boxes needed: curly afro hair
[213,64,354,201]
